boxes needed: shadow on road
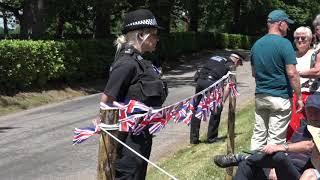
[163,49,250,77]
[0,126,18,133]
[165,77,195,88]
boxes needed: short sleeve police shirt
[104,53,139,102]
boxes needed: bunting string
[73,71,238,144]
[99,125,179,180]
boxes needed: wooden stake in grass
[226,67,236,180]
[97,108,119,180]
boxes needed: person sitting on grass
[213,92,320,180]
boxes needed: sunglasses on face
[294,36,307,41]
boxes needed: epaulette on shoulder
[124,48,134,55]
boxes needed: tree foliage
[0,0,320,38]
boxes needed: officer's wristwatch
[282,142,289,152]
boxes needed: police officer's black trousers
[190,79,223,143]
[115,130,152,180]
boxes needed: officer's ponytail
[113,29,151,62]
[114,35,127,53]
[113,35,127,62]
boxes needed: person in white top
[312,14,320,50]
[287,26,320,140]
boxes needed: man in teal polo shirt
[250,9,303,151]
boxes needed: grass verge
[147,101,254,180]
[0,79,107,117]
[0,88,88,116]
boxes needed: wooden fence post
[226,68,237,180]
[97,108,119,180]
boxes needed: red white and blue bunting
[73,72,238,144]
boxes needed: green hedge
[0,39,114,94]
[157,32,257,60]
[0,32,257,94]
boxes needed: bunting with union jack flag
[73,72,239,144]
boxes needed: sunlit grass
[147,101,255,180]
[0,88,88,116]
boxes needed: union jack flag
[116,100,151,132]
[172,101,190,123]
[73,123,100,145]
[148,110,168,134]
[149,122,165,134]
[209,87,216,110]
[228,79,240,97]
[164,106,174,122]
[182,98,196,125]
[212,83,224,112]
[195,93,210,121]
[126,100,150,114]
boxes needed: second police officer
[190,52,245,144]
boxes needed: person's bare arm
[286,64,303,112]
[95,93,116,121]
[262,140,314,154]
[300,53,320,78]
[268,169,277,180]
[251,64,256,78]
[100,93,116,104]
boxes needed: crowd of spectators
[213,10,320,180]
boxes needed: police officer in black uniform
[190,52,244,144]
[100,9,167,180]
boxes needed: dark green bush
[62,39,114,82]
[0,39,114,94]
[228,34,242,49]
[157,32,256,62]
[0,40,65,93]
[215,33,229,49]
[0,32,256,94]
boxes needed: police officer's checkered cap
[122,9,164,34]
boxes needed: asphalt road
[0,50,255,180]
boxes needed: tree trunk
[55,14,65,39]
[20,0,48,39]
[32,0,48,39]
[20,0,32,39]
[189,0,199,32]
[231,0,241,33]
[94,0,113,39]
[2,11,9,37]
[149,0,174,33]
[127,0,145,11]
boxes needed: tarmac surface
[0,49,255,180]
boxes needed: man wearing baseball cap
[267,9,294,24]
[250,9,303,151]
